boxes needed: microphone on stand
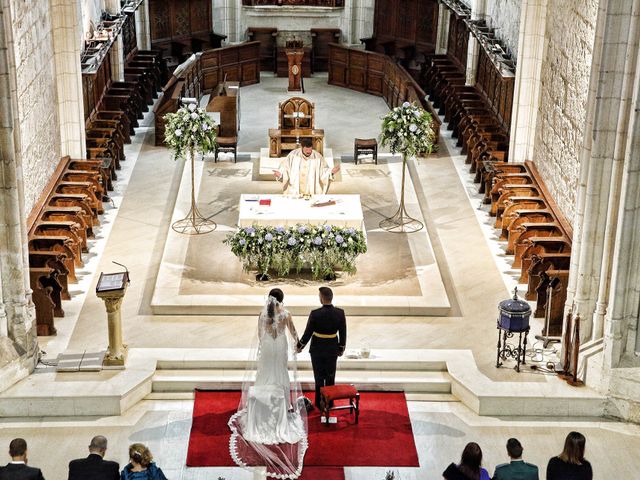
[112,261,131,283]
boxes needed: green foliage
[163,103,218,159]
[224,224,368,279]
[379,101,435,157]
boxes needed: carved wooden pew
[49,194,98,227]
[35,220,87,252]
[502,209,554,241]
[69,158,115,189]
[480,161,528,195]
[29,251,71,299]
[55,182,103,215]
[491,185,542,219]
[526,253,571,300]
[40,206,93,239]
[534,269,570,335]
[518,237,571,273]
[512,224,563,267]
[500,198,549,232]
[489,174,534,205]
[29,267,61,336]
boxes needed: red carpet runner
[186,390,419,471]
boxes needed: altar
[238,194,363,229]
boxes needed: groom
[297,287,347,409]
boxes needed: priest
[273,138,340,195]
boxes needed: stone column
[435,3,451,55]
[508,0,548,162]
[51,0,86,159]
[602,0,640,366]
[97,292,128,366]
[0,0,39,387]
[465,0,486,85]
[105,0,124,80]
[566,0,637,344]
[135,0,151,50]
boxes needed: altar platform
[151,154,450,316]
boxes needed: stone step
[155,358,448,372]
[151,369,452,394]
[144,391,459,402]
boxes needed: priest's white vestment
[277,148,332,195]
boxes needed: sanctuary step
[150,369,452,395]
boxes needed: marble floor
[3,73,635,478]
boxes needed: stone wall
[532,0,598,224]
[485,0,521,59]
[7,0,61,216]
[81,0,105,41]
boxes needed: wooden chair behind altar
[269,96,324,157]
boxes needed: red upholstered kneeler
[320,384,360,426]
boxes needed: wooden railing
[328,44,441,143]
[154,42,260,145]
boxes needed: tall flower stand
[379,154,423,233]
[172,149,216,235]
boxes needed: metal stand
[379,154,423,233]
[172,149,216,235]
[535,278,561,348]
[496,324,530,372]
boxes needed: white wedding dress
[228,302,308,479]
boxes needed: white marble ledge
[0,348,609,418]
[244,6,344,16]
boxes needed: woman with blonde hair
[120,443,168,480]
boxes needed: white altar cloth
[238,194,364,229]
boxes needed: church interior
[1,0,640,478]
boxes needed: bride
[228,288,308,479]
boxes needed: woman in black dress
[546,431,593,480]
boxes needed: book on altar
[259,199,272,206]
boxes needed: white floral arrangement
[380,101,435,157]
[224,224,367,279]
[163,103,217,159]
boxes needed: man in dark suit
[297,286,347,410]
[0,438,45,480]
[68,435,119,480]
[493,438,539,480]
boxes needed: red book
[259,199,271,206]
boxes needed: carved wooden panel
[475,48,515,133]
[149,0,212,43]
[311,28,340,72]
[447,10,469,69]
[372,0,438,54]
[247,27,277,72]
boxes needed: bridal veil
[228,294,308,479]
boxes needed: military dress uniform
[493,459,539,480]
[297,303,347,407]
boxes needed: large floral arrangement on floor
[379,101,435,157]
[224,224,368,279]
[164,103,217,159]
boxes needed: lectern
[96,271,130,367]
[286,47,304,92]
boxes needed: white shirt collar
[10,460,26,464]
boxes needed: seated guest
[120,444,167,480]
[0,438,45,480]
[546,431,592,480]
[493,438,539,480]
[68,435,119,480]
[443,442,490,480]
